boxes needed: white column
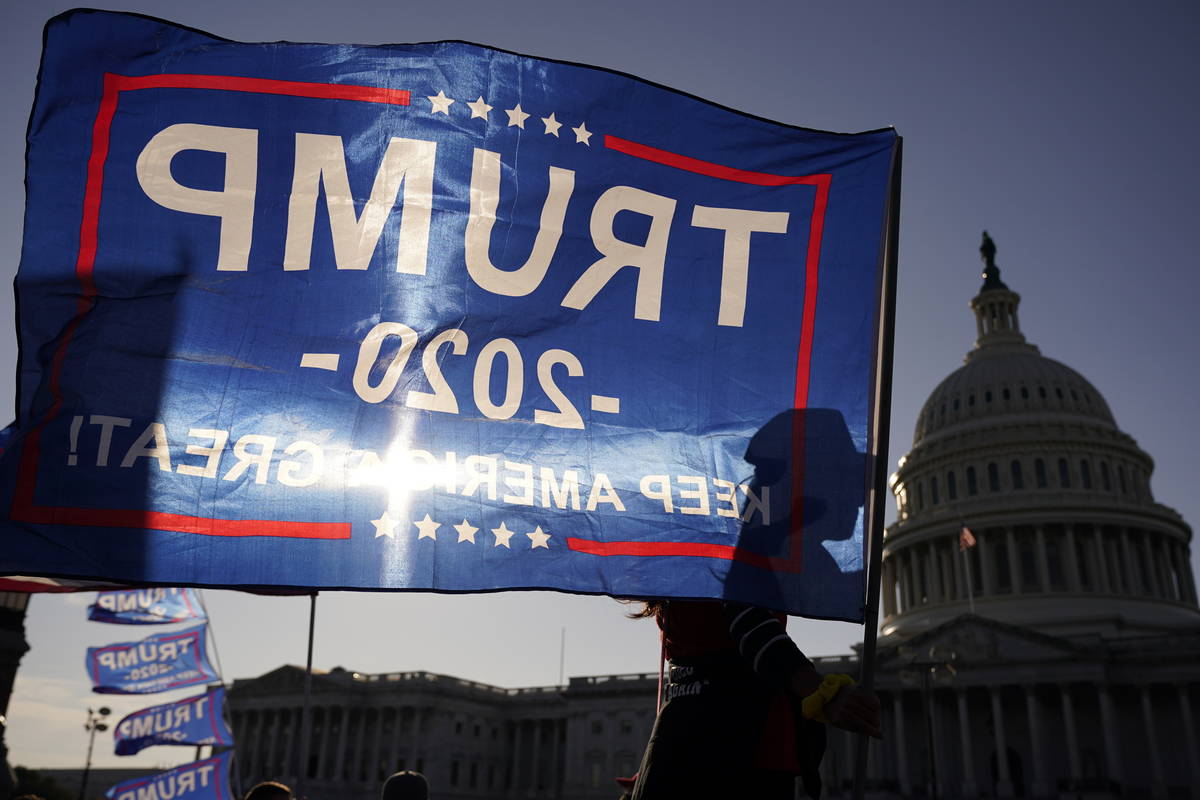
[352,708,368,782]
[369,709,385,784]
[904,551,916,608]
[1059,685,1083,789]
[512,720,525,792]
[954,543,968,602]
[989,687,1013,798]
[334,707,351,781]
[980,531,996,595]
[1098,686,1124,788]
[1035,525,1051,590]
[883,558,897,617]
[530,719,544,796]
[245,711,261,779]
[956,688,978,798]
[928,543,944,603]
[1024,686,1050,797]
[1176,685,1200,797]
[317,707,333,780]
[410,708,424,771]
[941,542,957,600]
[1119,529,1138,592]
[548,718,563,797]
[280,708,298,783]
[1006,527,1021,593]
[1140,687,1168,799]
[894,692,911,796]
[1093,529,1112,594]
[1140,535,1162,598]
[1065,524,1082,591]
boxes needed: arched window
[1035,459,1048,489]
[1101,461,1112,492]
[988,462,1000,492]
[947,471,958,500]
[1058,458,1071,488]
[1080,460,1092,490]
[917,481,925,511]
[966,466,978,496]
[931,476,940,505]
[1118,466,1127,495]
[1011,460,1024,490]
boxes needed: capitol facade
[226,237,1200,799]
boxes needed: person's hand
[824,686,882,739]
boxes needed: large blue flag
[89,587,207,624]
[106,751,235,800]
[0,10,898,619]
[87,622,219,694]
[114,687,233,756]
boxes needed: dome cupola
[882,233,1198,641]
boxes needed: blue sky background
[3,0,1198,770]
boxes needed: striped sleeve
[725,603,815,688]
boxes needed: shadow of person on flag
[722,408,867,621]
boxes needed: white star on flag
[454,519,479,543]
[414,514,441,540]
[572,122,593,145]
[505,104,530,129]
[427,90,454,115]
[467,96,492,120]
[527,526,551,549]
[371,511,399,539]
[492,522,516,548]
[541,113,562,137]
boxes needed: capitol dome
[881,233,1199,640]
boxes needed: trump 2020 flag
[114,687,233,756]
[0,9,899,619]
[106,751,234,800]
[87,622,219,694]
[89,587,206,624]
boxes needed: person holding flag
[630,599,881,799]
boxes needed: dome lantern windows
[1011,460,1024,490]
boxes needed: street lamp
[79,706,111,800]
[899,645,960,800]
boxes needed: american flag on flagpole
[959,525,977,551]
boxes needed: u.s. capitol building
[228,236,1200,799]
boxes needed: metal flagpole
[295,592,318,799]
[851,134,903,800]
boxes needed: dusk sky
[3,0,1198,771]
